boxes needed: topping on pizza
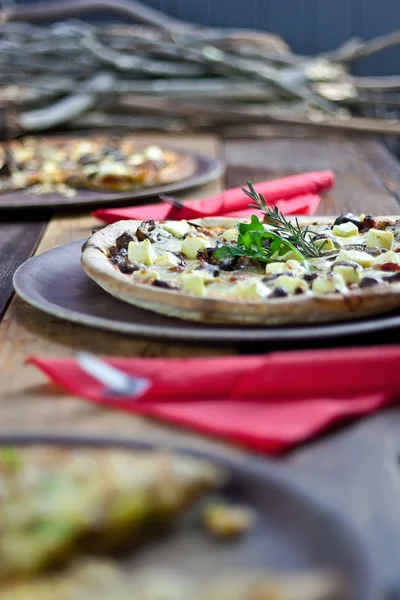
[101,209,400,301]
[0,137,196,196]
[81,182,400,325]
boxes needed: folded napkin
[92,171,334,223]
[30,345,396,454]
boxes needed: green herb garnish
[214,182,325,264]
[244,181,325,258]
[215,214,305,263]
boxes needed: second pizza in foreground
[82,186,400,325]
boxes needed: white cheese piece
[128,153,145,166]
[266,259,305,276]
[285,259,306,275]
[191,270,217,283]
[74,141,94,157]
[265,262,288,275]
[372,251,400,266]
[274,275,308,295]
[335,249,374,268]
[154,252,180,267]
[144,145,163,161]
[181,272,206,296]
[128,239,158,266]
[42,162,58,175]
[314,237,335,252]
[181,234,208,260]
[162,220,191,239]
[222,228,238,242]
[134,269,159,281]
[312,273,347,294]
[332,222,359,237]
[97,162,130,176]
[365,228,394,250]
[332,263,361,284]
[228,280,268,299]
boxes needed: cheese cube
[265,260,305,276]
[365,228,393,250]
[285,259,306,275]
[372,250,400,266]
[332,222,359,237]
[128,239,157,265]
[274,275,308,295]
[314,237,335,252]
[312,274,347,294]
[265,262,287,275]
[144,145,163,161]
[134,269,159,281]
[181,234,207,260]
[332,264,360,284]
[222,228,239,242]
[193,270,217,283]
[181,272,206,296]
[228,280,268,299]
[335,249,374,268]
[154,252,180,267]
[162,220,190,239]
[128,153,145,166]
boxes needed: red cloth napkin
[92,171,334,223]
[29,345,396,454]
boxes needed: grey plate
[0,433,375,600]
[13,238,400,343]
[0,151,225,210]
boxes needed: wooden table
[1,127,400,589]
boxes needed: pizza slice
[0,447,223,580]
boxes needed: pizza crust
[81,217,400,326]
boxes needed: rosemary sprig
[243,181,324,258]
[214,214,305,263]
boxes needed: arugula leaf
[215,215,305,264]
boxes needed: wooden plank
[0,219,46,322]
[223,133,400,215]
[282,410,400,588]
[0,134,235,441]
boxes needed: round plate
[0,433,375,600]
[0,151,225,210]
[13,239,400,343]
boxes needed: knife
[76,352,151,398]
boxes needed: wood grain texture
[0,219,46,321]
[224,134,400,215]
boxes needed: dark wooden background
[17,0,400,76]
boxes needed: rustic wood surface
[0,128,400,588]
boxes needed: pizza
[0,136,196,197]
[81,208,400,326]
[0,446,221,580]
[0,559,345,600]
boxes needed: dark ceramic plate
[0,151,224,210]
[0,433,375,600]
[13,238,400,344]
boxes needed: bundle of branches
[1,0,400,137]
